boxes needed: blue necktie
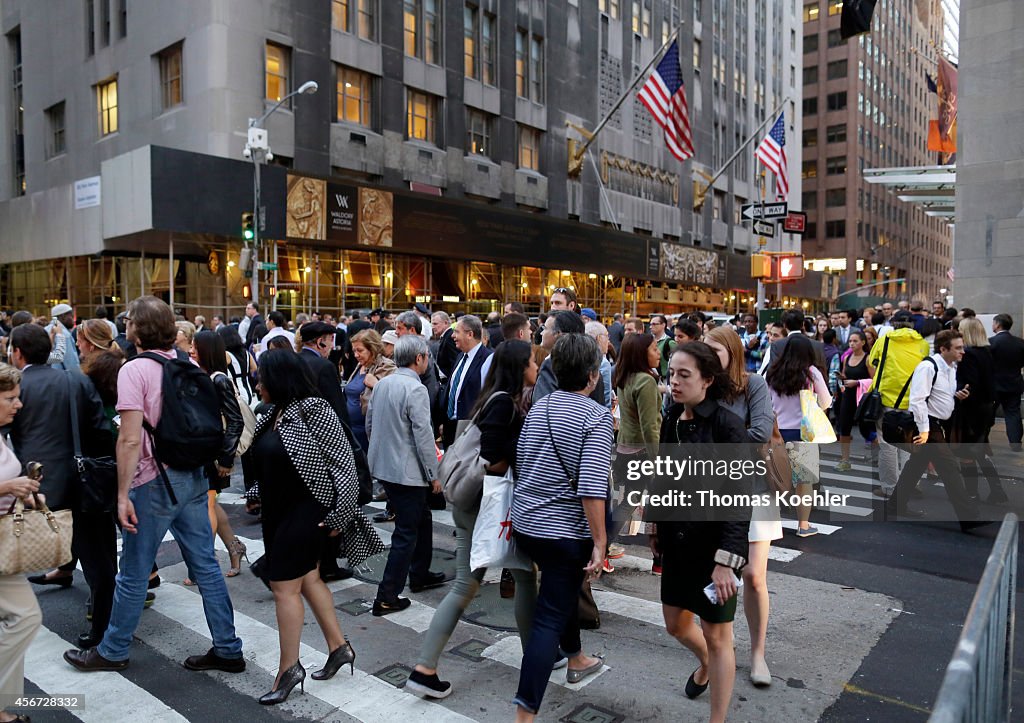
[447,354,468,419]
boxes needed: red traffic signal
[771,254,805,281]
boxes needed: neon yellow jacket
[868,327,930,409]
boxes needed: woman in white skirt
[704,327,781,687]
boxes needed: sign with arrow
[753,220,776,237]
[742,202,789,221]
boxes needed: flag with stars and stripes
[637,40,694,162]
[755,113,789,200]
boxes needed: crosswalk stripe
[827,503,875,517]
[151,582,479,721]
[821,472,877,489]
[480,636,609,690]
[26,626,188,722]
[591,588,665,626]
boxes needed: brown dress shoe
[63,647,128,672]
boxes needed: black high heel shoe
[259,661,306,705]
[312,642,356,680]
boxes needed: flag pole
[570,23,686,165]
[693,95,790,210]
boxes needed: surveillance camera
[242,146,252,159]
[265,150,274,162]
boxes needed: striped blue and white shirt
[512,390,613,540]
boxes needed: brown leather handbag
[761,421,794,495]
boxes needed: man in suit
[367,335,445,615]
[758,309,826,376]
[608,313,625,353]
[441,314,492,448]
[432,311,458,379]
[241,302,263,348]
[833,310,855,349]
[346,310,371,337]
[989,313,1024,450]
[396,312,441,427]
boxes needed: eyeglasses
[551,287,571,295]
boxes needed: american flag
[947,267,955,282]
[755,114,789,200]
[637,40,694,162]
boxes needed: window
[516,29,544,102]
[803,128,818,147]
[826,123,846,143]
[357,0,375,39]
[826,188,846,206]
[803,3,819,21]
[826,155,846,175]
[466,108,492,157]
[518,125,540,170]
[404,0,440,64]
[332,0,350,31]
[632,0,651,37]
[97,77,118,135]
[463,4,477,78]
[118,0,126,37]
[598,0,620,19]
[802,190,817,209]
[86,0,95,56]
[529,35,544,103]
[827,29,842,47]
[265,43,289,104]
[336,66,372,127]
[158,44,183,111]
[827,0,843,16]
[804,34,818,53]
[515,30,526,96]
[463,5,496,84]
[46,102,66,158]
[790,29,796,52]
[693,39,701,70]
[10,31,22,194]
[803,66,818,85]
[803,96,817,115]
[826,91,846,111]
[827,59,847,79]
[805,222,817,238]
[801,159,817,179]
[406,88,438,144]
[481,11,496,84]
[826,219,846,238]
[100,0,110,46]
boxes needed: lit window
[407,88,437,144]
[801,159,817,179]
[463,4,478,79]
[515,29,527,97]
[336,66,372,127]
[466,108,492,157]
[828,0,843,16]
[158,43,183,111]
[357,0,375,40]
[803,3,819,22]
[97,77,118,135]
[332,0,349,31]
[518,125,540,170]
[405,0,440,63]
[481,12,496,85]
[529,35,544,103]
[265,43,289,103]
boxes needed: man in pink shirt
[64,296,244,673]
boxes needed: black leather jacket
[213,371,244,468]
[657,397,751,570]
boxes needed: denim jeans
[512,533,593,715]
[416,506,537,669]
[376,482,433,602]
[98,468,243,662]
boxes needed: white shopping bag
[469,470,533,572]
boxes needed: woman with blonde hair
[344,329,396,452]
[175,320,196,356]
[953,318,1005,502]
[703,326,778,686]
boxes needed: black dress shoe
[684,667,709,699]
[183,648,246,673]
[409,571,447,593]
[27,572,73,588]
[372,597,411,616]
[64,647,128,672]
[76,632,101,650]
[320,568,355,583]
[373,511,396,523]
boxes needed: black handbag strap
[893,356,937,409]
[870,336,891,393]
[65,371,83,460]
[545,397,582,491]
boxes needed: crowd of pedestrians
[0,291,1020,723]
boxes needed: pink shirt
[116,348,177,488]
[0,435,22,512]
[769,365,832,431]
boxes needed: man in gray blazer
[367,334,446,616]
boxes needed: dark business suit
[442,343,493,447]
[435,327,459,380]
[989,331,1024,445]
[766,332,827,377]
[244,314,264,347]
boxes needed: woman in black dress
[244,350,384,705]
[656,343,749,723]
[836,330,874,472]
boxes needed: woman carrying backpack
[190,331,249,579]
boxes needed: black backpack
[136,352,224,503]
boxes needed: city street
[21,446,1024,723]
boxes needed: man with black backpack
[65,296,244,673]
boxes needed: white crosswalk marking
[26,627,188,722]
[480,636,609,690]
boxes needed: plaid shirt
[741,329,768,372]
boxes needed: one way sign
[741,202,788,221]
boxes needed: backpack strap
[870,336,891,392]
[892,355,936,410]
[132,351,179,505]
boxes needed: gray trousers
[877,407,912,494]
[416,506,538,669]
[0,574,41,700]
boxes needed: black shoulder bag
[854,336,889,425]
[66,372,118,514]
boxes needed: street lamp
[242,80,319,310]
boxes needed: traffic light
[772,254,805,280]
[241,212,254,241]
[751,254,771,278]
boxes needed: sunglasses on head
[552,287,571,295]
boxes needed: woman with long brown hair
[703,326,778,686]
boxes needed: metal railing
[930,513,1018,722]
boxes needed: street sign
[258,262,278,272]
[741,202,788,221]
[753,220,776,237]
[783,211,807,234]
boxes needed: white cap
[51,303,73,317]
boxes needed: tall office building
[800,0,951,302]
[0,0,812,319]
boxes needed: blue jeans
[98,468,243,662]
[376,482,433,602]
[512,533,592,715]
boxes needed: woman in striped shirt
[511,333,612,720]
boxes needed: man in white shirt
[888,329,979,525]
[256,310,295,358]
